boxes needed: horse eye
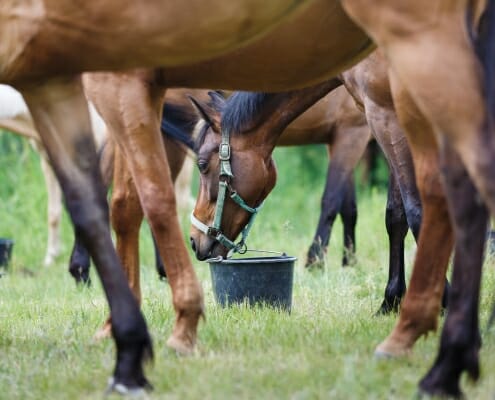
[197,159,209,173]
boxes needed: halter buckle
[219,143,231,161]
[207,227,220,237]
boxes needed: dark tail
[160,102,196,152]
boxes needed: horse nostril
[190,237,196,252]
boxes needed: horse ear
[188,95,221,132]
[208,90,227,111]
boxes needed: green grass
[1,139,495,399]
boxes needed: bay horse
[1,0,492,396]
[189,85,431,317]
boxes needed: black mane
[161,102,197,150]
[220,91,271,134]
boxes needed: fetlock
[167,280,204,355]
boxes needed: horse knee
[111,190,143,234]
[141,190,178,233]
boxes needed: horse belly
[163,0,374,91]
[0,0,314,83]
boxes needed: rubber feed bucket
[0,238,14,268]
[208,255,296,312]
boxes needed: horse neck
[277,86,357,146]
[240,78,342,151]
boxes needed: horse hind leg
[22,78,152,391]
[306,127,368,269]
[419,142,487,398]
[375,75,453,357]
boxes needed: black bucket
[0,238,14,268]
[208,255,296,312]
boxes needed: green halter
[191,127,263,256]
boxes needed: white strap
[190,212,210,235]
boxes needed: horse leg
[21,77,152,391]
[84,72,203,354]
[339,174,357,266]
[306,126,369,268]
[151,134,190,280]
[94,144,146,339]
[68,134,114,285]
[111,145,144,303]
[376,172,407,314]
[39,154,62,267]
[375,76,454,357]
[342,1,495,242]
[419,143,487,398]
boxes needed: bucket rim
[207,255,297,265]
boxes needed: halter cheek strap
[190,127,263,255]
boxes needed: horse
[1,0,491,396]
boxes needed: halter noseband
[190,127,263,256]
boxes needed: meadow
[1,132,495,399]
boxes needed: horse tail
[473,0,495,126]
[161,102,196,151]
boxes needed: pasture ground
[1,136,495,399]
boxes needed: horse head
[189,91,278,260]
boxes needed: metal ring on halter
[236,242,248,254]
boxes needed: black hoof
[106,376,153,397]
[113,319,154,395]
[69,264,91,286]
[375,297,400,316]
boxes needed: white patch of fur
[191,118,206,141]
[0,84,29,119]
[88,101,107,147]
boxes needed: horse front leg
[21,77,152,392]
[84,71,203,355]
[419,143,487,398]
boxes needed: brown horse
[189,85,432,317]
[1,0,492,396]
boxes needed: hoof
[166,335,196,356]
[94,321,112,341]
[106,377,151,398]
[375,339,411,358]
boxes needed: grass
[1,138,495,399]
